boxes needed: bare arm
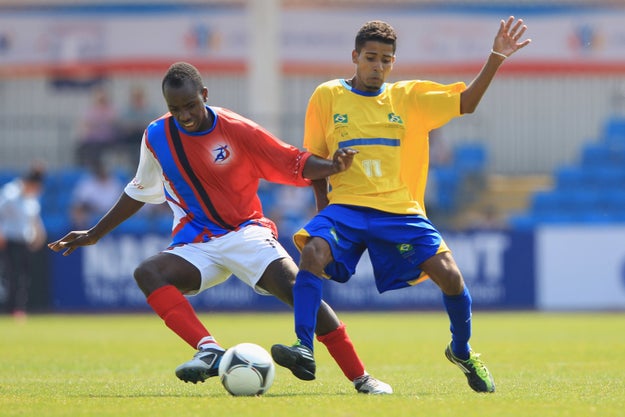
[311,178,330,211]
[48,192,145,256]
[460,16,531,114]
[302,148,358,180]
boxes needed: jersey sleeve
[414,81,466,131]
[240,121,312,187]
[303,86,331,158]
[124,134,167,204]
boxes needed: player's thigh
[256,257,298,306]
[219,225,293,294]
[134,252,201,294]
[166,243,233,295]
[367,213,444,291]
[295,206,367,278]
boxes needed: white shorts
[164,224,291,296]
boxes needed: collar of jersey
[173,105,218,136]
[340,79,385,96]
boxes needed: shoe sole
[176,368,208,384]
[271,345,315,381]
[175,365,218,384]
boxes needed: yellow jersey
[304,79,465,216]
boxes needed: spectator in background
[74,86,120,167]
[0,163,46,320]
[118,85,160,167]
[70,157,125,229]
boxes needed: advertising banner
[2,5,625,75]
[536,225,625,310]
[50,229,535,311]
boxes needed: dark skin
[49,78,358,336]
[306,17,531,296]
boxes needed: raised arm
[460,16,531,114]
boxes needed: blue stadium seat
[580,143,611,168]
[601,189,625,213]
[555,166,587,191]
[603,116,625,148]
[511,116,625,230]
[507,214,536,230]
[531,210,577,225]
[452,143,487,174]
[431,167,461,211]
[558,188,603,212]
[531,191,564,215]
[585,166,625,189]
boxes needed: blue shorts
[293,205,449,293]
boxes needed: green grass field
[2,311,624,417]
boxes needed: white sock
[197,336,224,351]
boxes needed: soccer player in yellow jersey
[272,17,531,393]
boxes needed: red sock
[147,285,213,350]
[317,322,366,381]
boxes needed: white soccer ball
[218,342,276,396]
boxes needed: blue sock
[442,286,472,360]
[293,270,323,351]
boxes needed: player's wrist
[490,49,508,60]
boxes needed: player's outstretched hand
[48,230,99,256]
[492,16,531,58]
[331,147,358,173]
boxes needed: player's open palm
[492,16,531,58]
[48,230,99,256]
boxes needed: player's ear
[351,49,359,64]
[201,87,208,103]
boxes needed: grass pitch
[1,311,624,417]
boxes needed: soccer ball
[218,343,276,396]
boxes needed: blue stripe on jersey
[338,138,400,148]
[146,117,232,244]
[166,117,233,231]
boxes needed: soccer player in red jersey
[49,62,391,394]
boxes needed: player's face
[163,80,210,132]
[351,41,395,92]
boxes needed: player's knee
[299,238,331,275]
[438,269,465,295]
[133,262,162,296]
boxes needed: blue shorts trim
[295,205,447,293]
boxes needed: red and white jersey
[125,106,312,245]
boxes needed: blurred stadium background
[1,0,624,314]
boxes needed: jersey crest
[212,144,231,164]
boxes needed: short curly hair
[161,62,204,93]
[355,20,397,53]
